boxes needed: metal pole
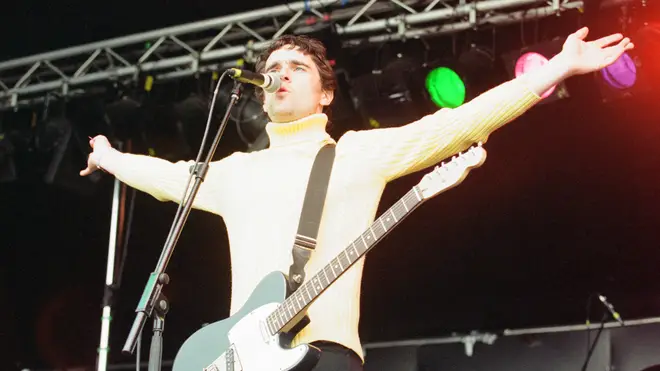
[97,141,125,371]
[0,0,346,72]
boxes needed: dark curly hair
[254,35,337,115]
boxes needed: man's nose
[280,70,292,81]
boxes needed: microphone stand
[580,311,608,371]
[122,78,244,371]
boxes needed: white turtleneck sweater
[99,76,540,361]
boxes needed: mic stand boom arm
[121,79,244,370]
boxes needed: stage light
[425,67,466,109]
[514,52,557,99]
[38,115,101,195]
[105,95,142,141]
[350,52,430,129]
[423,43,497,109]
[595,22,659,102]
[232,90,270,152]
[214,83,269,152]
[600,52,637,90]
[502,39,570,104]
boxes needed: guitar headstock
[417,144,487,200]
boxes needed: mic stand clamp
[122,79,244,371]
[148,274,170,371]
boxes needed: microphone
[227,68,281,93]
[598,295,624,326]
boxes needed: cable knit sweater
[100,76,540,361]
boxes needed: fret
[378,216,387,233]
[303,284,312,304]
[360,232,368,250]
[401,196,410,211]
[339,249,351,269]
[275,307,284,328]
[275,315,282,333]
[393,200,407,220]
[289,301,297,320]
[324,265,337,282]
[320,268,330,287]
[349,240,366,263]
[271,314,282,329]
[265,318,273,335]
[310,278,320,296]
[269,312,276,330]
[408,190,420,207]
[271,316,279,334]
[388,208,398,223]
[280,305,288,324]
[412,185,422,201]
[292,293,302,312]
[300,291,308,309]
[315,276,324,291]
[280,304,288,324]
[362,230,374,250]
[381,214,392,231]
[285,302,294,321]
[374,218,386,238]
[282,308,290,325]
[269,317,277,335]
[369,226,377,241]
[271,318,278,335]
[375,219,387,239]
[334,256,343,272]
[355,237,368,255]
[330,257,341,276]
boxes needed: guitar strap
[287,143,336,293]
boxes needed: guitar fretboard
[265,186,424,335]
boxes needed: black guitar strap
[287,143,336,293]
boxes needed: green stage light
[425,67,466,108]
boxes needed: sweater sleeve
[101,151,240,216]
[339,76,542,182]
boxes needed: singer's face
[262,46,333,123]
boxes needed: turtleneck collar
[265,113,333,148]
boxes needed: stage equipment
[501,38,570,104]
[0,0,635,110]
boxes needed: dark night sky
[1,1,660,370]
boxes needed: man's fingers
[573,27,589,40]
[592,33,624,48]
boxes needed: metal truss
[0,0,631,110]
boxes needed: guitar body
[172,271,321,371]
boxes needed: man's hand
[80,135,114,176]
[558,27,635,77]
[523,27,634,97]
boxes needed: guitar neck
[267,186,425,334]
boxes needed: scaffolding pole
[0,0,620,110]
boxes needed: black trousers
[310,341,364,371]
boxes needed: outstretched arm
[339,27,634,182]
[80,135,235,216]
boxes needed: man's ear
[320,90,334,107]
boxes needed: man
[81,27,632,370]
